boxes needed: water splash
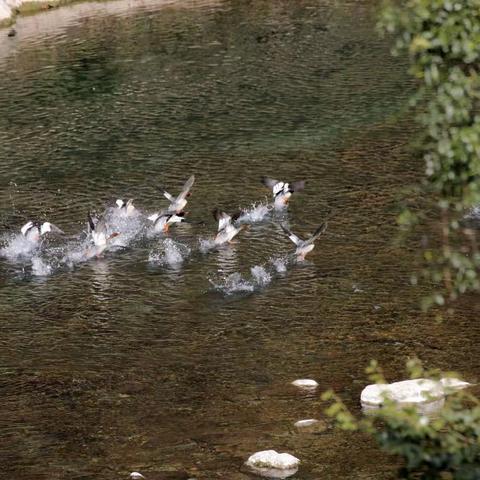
[104,207,145,247]
[210,272,256,295]
[270,255,289,273]
[0,234,39,260]
[198,237,216,253]
[238,202,272,224]
[250,265,271,286]
[149,238,191,268]
[211,255,295,296]
[31,256,52,276]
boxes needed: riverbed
[1,1,478,479]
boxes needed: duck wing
[213,208,232,231]
[261,176,281,190]
[21,221,34,236]
[87,213,96,232]
[177,175,195,201]
[281,224,303,245]
[41,222,64,235]
[289,180,306,193]
[305,222,327,245]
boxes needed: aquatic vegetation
[379,0,480,309]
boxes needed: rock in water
[246,450,300,470]
[440,377,472,391]
[129,473,145,479]
[361,377,471,407]
[292,379,318,389]
[294,419,319,428]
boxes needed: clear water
[1,1,478,479]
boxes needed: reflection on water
[1,0,477,479]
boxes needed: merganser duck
[261,177,306,209]
[281,222,327,261]
[21,221,64,243]
[161,175,195,214]
[213,208,247,245]
[115,199,136,217]
[87,214,119,256]
[147,211,186,233]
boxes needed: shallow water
[1,1,479,479]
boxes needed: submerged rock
[129,473,145,479]
[246,450,299,478]
[292,379,318,389]
[361,377,471,407]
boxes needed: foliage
[378,0,480,308]
[322,360,480,479]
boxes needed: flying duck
[115,198,136,217]
[261,177,305,209]
[20,221,64,243]
[281,222,327,261]
[161,175,195,214]
[213,208,247,245]
[147,211,186,233]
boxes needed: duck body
[87,214,118,256]
[148,211,186,233]
[261,177,305,209]
[162,175,195,214]
[213,209,245,245]
[21,221,63,243]
[281,223,327,261]
[116,199,136,217]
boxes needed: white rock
[440,377,472,391]
[129,473,145,479]
[361,377,471,407]
[294,419,319,428]
[246,450,300,470]
[292,379,318,389]
[362,397,445,415]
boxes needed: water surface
[1,1,478,479]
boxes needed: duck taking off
[261,177,305,209]
[21,221,64,243]
[115,199,136,217]
[148,211,186,233]
[161,175,195,214]
[213,209,246,245]
[87,214,119,256]
[281,222,327,261]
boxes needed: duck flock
[0,176,327,290]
